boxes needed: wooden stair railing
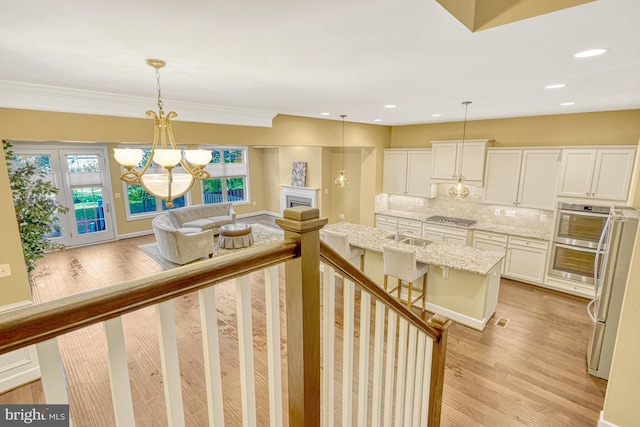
[319,239,451,427]
[0,207,449,426]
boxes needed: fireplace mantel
[280,185,319,213]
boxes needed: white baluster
[403,325,418,425]
[342,278,355,426]
[236,275,257,426]
[198,287,225,427]
[104,317,135,426]
[157,300,185,427]
[322,264,336,427]
[420,338,434,427]
[370,301,386,427]
[357,290,371,427]
[412,332,427,427]
[264,266,283,427]
[394,318,409,427]
[36,338,69,405]
[383,311,397,427]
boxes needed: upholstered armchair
[152,214,214,265]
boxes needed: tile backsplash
[386,184,555,231]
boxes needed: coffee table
[217,223,254,249]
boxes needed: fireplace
[280,185,319,213]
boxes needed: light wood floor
[1,219,607,426]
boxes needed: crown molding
[0,81,276,128]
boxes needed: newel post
[427,313,452,427]
[276,207,328,427]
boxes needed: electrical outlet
[0,264,11,278]
[540,214,547,222]
[338,213,344,219]
[419,200,424,206]
[506,210,516,217]
[494,209,501,216]
[325,188,329,194]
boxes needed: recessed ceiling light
[432,114,442,117]
[574,48,609,58]
[320,112,330,116]
[384,104,397,109]
[374,119,382,122]
[545,84,566,89]
[560,102,575,106]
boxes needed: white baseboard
[237,210,281,219]
[425,302,487,331]
[117,229,154,240]
[0,300,40,393]
[599,411,618,427]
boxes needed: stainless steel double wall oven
[548,203,611,284]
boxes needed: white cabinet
[375,214,397,232]
[483,149,561,210]
[397,217,422,236]
[504,236,549,284]
[472,231,507,274]
[383,149,435,198]
[423,223,469,246]
[430,139,490,183]
[558,148,636,201]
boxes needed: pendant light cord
[340,114,346,170]
[459,101,471,177]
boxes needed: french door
[11,145,116,247]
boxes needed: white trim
[599,411,619,427]
[237,210,281,219]
[0,80,276,128]
[280,185,319,213]
[0,301,40,394]
[0,300,33,314]
[117,230,154,240]
[425,302,488,331]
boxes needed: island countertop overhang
[322,222,504,276]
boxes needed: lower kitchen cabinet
[423,223,469,246]
[375,214,397,233]
[504,236,549,283]
[472,231,507,274]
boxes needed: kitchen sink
[386,235,432,247]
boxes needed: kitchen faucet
[395,229,414,241]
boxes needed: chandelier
[449,101,472,198]
[113,59,212,208]
[334,114,349,187]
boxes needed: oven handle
[553,243,599,254]
[559,209,611,218]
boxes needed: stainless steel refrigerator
[587,207,639,380]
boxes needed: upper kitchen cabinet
[383,149,436,198]
[430,140,491,183]
[558,148,636,201]
[483,148,561,210]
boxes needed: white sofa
[167,203,236,235]
[152,214,214,265]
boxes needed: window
[201,146,249,205]
[119,147,187,219]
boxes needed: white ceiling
[1,0,639,127]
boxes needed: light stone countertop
[323,222,504,276]
[376,209,551,241]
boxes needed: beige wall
[391,109,640,148]
[0,148,32,307]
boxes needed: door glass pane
[203,179,223,204]
[226,177,245,202]
[72,187,105,234]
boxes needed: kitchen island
[323,222,505,331]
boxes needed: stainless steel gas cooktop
[426,215,477,227]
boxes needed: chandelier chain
[156,67,164,113]
[458,101,471,176]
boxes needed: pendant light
[335,114,349,187]
[449,101,472,198]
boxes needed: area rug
[139,223,284,270]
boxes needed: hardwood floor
[0,219,607,426]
